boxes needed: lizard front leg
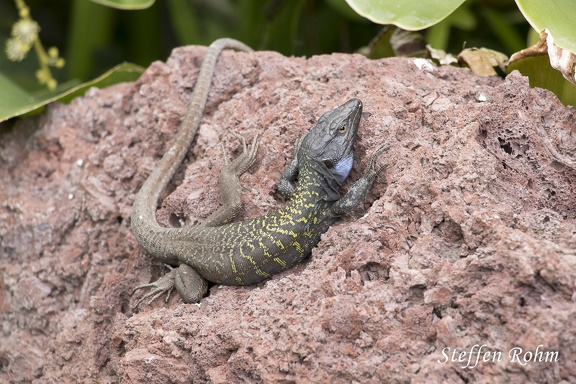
[330,142,389,216]
[278,135,304,200]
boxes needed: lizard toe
[132,268,177,308]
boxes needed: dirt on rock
[1,45,575,383]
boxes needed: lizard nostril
[323,160,334,169]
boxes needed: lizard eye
[339,123,346,133]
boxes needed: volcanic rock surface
[1,45,575,383]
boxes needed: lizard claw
[364,142,390,180]
[226,129,259,176]
[132,266,176,309]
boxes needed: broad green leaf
[326,0,368,22]
[344,0,466,30]
[90,0,155,10]
[0,63,144,123]
[426,3,475,50]
[366,27,396,59]
[515,0,576,53]
[68,1,115,80]
[508,54,576,107]
[239,0,306,54]
[0,73,37,118]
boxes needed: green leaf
[325,0,368,22]
[261,0,307,55]
[90,0,155,10]
[0,74,37,119]
[480,7,525,54]
[426,3,475,50]
[0,63,144,123]
[515,0,576,53]
[238,0,306,54]
[366,27,396,59]
[508,54,576,107]
[167,0,202,45]
[68,0,115,80]
[344,0,467,30]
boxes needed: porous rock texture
[1,45,576,383]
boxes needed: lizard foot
[132,264,208,308]
[364,142,390,181]
[226,129,259,176]
[132,265,176,308]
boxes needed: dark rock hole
[0,355,8,370]
[498,137,512,154]
[358,262,389,282]
[169,213,184,227]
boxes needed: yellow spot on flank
[235,276,244,285]
[255,269,270,277]
[274,257,287,268]
[262,246,272,258]
[275,240,285,249]
[292,241,303,253]
[245,255,258,265]
[229,253,238,273]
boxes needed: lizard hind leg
[174,264,209,303]
[202,130,259,227]
[227,129,259,176]
[132,264,208,307]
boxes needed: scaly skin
[131,38,388,306]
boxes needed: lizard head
[299,98,362,184]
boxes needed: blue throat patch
[333,155,353,182]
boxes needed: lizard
[130,38,388,306]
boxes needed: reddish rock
[1,45,575,383]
